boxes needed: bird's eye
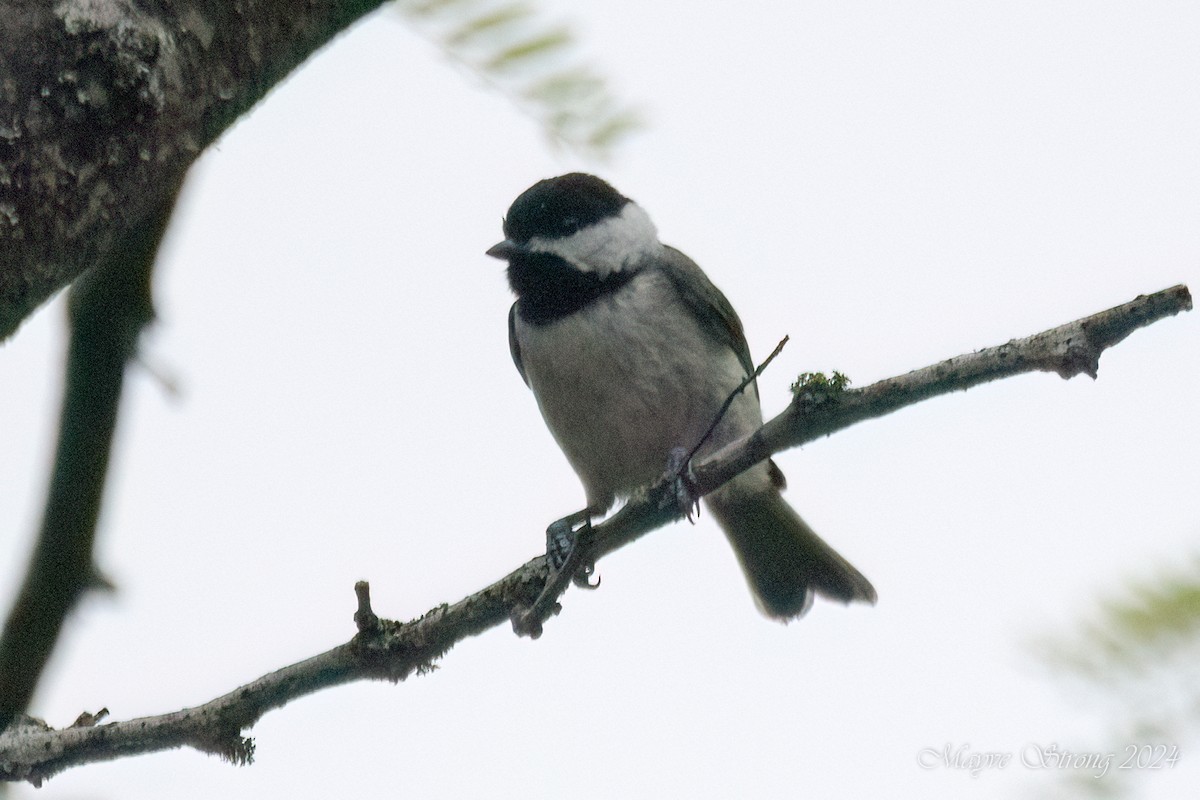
[561,217,579,233]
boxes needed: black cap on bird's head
[486,173,659,290]
[502,173,630,243]
[487,174,632,261]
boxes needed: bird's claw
[665,446,700,522]
[548,514,597,587]
[512,510,599,638]
[572,559,600,590]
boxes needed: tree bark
[0,0,385,340]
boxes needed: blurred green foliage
[1032,556,1200,798]
[1039,562,1200,681]
[393,0,642,158]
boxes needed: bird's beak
[486,239,522,260]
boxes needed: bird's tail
[706,480,876,619]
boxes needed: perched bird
[487,173,875,619]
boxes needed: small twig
[70,709,109,729]
[353,582,381,636]
[683,335,789,468]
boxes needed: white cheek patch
[526,203,659,277]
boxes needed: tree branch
[0,198,174,733]
[0,0,386,340]
[0,285,1190,785]
[690,283,1196,509]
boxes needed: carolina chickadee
[487,173,875,619]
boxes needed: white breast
[514,268,763,510]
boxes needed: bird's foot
[665,446,700,523]
[511,509,599,639]
[545,516,577,571]
[546,512,599,589]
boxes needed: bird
[486,173,876,619]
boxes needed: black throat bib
[508,252,637,325]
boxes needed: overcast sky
[2,2,1198,798]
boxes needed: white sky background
[2,1,1198,798]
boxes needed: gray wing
[508,301,529,386]
[660,245,782,487]
[658,245,756,379]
